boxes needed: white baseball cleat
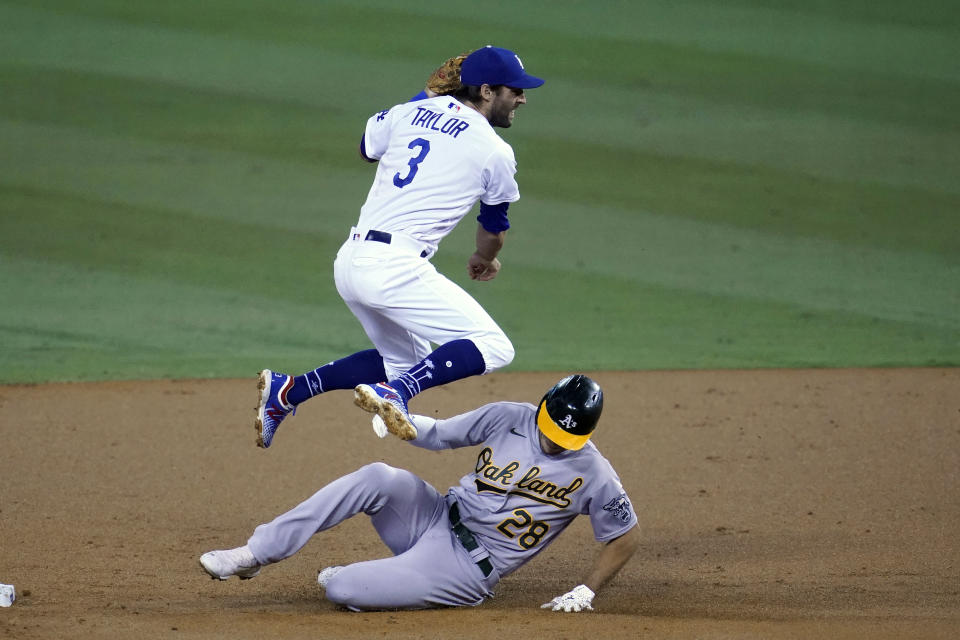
[199,546,262,580]
[317,565,345,588]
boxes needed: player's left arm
[468,223,506,281]
[541,525,639,612]
[468,199,510,281]
[583,525,640,592]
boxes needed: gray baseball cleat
[199,546,262,580]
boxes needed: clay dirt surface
[1,369,957,639]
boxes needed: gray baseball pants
[246,462,499,610]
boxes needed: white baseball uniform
[334,96,520,379]
[358,96,519,251]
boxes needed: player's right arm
[359,50,466,162]
[359,86,434,162]
[358,134,378,163]
[358,99,402,164]
[408,403,517,450]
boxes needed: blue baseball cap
[460,46,545,89]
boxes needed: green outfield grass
[1,0,958,383]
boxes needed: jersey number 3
[496,508,550,550]
[393,138,431,188]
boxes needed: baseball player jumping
[202,375,640,612]
[255,46,544,448]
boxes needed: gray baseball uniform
[246,401,637,610]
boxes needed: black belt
[364,229,429,258]
[448,502,493,577]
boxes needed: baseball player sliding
[202,375,639,612]
[255,46,544,448]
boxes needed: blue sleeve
[477,201,510,233]
[358,134,376,163]
[409,90,429,102]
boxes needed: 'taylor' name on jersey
[474,446,584,509]
[409,106,470,138]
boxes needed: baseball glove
[425,52,472,96]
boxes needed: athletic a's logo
[515,54,524,69]
[559,414,576,429]
[603,493,633,523]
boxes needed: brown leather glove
[425,52,472,96]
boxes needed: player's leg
[337,296,433,378]
[332,240,434,377]
[255,240,399,448]
[341,251,512,385]
[267,240,401,410]
[332,244,436,436]
[256,348,389,448]
[382,262,514,400]
[335,243,511,436]
[322,512,499,610]
[246,462,443,565]
[341,292,443,439]
[284,349,387,405]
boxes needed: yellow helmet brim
[536,400,591,450]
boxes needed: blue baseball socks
[284,339,486,407]
[286,349,387,406]
[389,339,486,404]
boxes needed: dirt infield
[1,369,957,639]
